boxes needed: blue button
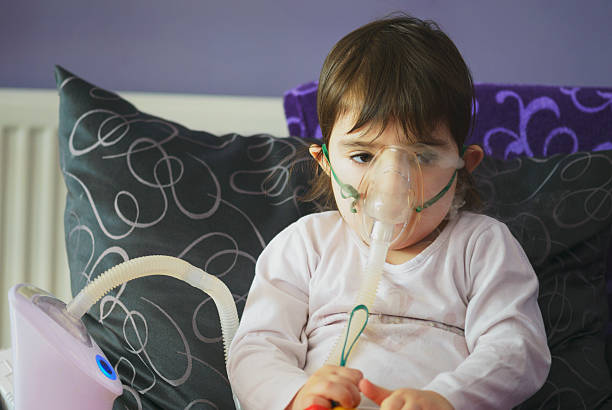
[96,354,117,380]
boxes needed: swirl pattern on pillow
[473,152,612,409]
[283,81,612,157]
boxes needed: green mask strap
[322,144,467,214]
[415,170,457,213]
[321,144,360,213]
[339,304,369,367]
[415,144,467,213]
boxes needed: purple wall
[1,0,611,97]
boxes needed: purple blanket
[285,81,612,155]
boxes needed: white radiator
[0,122,70,348]
[0,123,71,349]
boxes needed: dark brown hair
[305,13,481,211]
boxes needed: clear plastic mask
[323,143,464,246]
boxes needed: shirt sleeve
[423,221,551,410]
[226,222,314,410]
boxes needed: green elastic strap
[339,304,370,367]
[321,144,360,213]
[415,145,467,213]
[415,170,458,213]
[322,143,466,214]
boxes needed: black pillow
[56,65,318,409]
[474,153,612,409]
[57,66,612,409]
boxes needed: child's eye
[350,153,373,164]
[416,151,438,165]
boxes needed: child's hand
[287,365,363,410]
[359,379,454,410]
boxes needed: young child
[227,14,550,410]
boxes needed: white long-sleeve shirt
[227,211,550,410]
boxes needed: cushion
[57,66,612,409]
[473,153,612,409]
[469,84,612,157]
[284,81,612,154]
[56,65,318,409]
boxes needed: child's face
[323,111,460,252]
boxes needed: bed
[1,65,611,409]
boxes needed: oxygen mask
[323,143,465,247]
[323,142,465,368]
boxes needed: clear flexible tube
[66,255,239,361]
[326,221,392,365]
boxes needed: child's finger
[310,379,360,408]
[321,364,363,384]
[303,403,356,410]
[358,378,393,405]
[328,366,363,386]
[335,367,363,385]
[303,405,330,410]
[302,395,332,410]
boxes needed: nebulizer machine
[6,142,463,410]
[8,256,239,410]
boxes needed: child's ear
[309,144,331,175]
[463,144,484,173]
